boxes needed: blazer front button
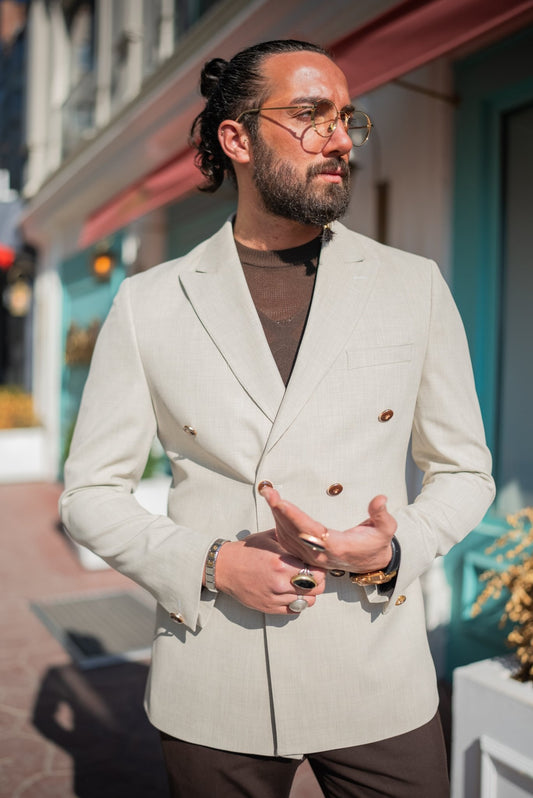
[395,595,406,606]
[183,425,197,436]
[326,483,343,496]
[169,612,185,624]
[378,409,394,422]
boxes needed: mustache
[307,159,350,179]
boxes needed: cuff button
[395,595,406,606]
[169,612,185,623]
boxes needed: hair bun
[200,58,228,98]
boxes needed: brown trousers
[160,713,450,798]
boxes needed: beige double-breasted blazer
[61,219,494,756]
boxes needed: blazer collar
[179,219,380,433]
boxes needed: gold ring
[290,567,317,590]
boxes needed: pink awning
[331,0,533,96]
[79,0,533,249]
[78,149,199,248]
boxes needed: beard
[252,135,351,227]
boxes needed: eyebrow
[288,96,355,114]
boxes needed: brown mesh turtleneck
[236,236,321,386]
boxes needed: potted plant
[451,509,533,796]
[471,507,533,682]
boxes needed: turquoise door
[446,27,533,673]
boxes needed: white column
[159,0,175,62]
[24,0,51,197]
[32,242,64,480]
[47,2,70,172]
[122,0,144,102]
[95,0,113,128]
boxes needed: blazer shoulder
[345,226,435,268]
[334,224,442,289]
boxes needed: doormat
[31,591,155,669]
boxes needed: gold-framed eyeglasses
[235,99,372,146]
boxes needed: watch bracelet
[349,535,401,585]
[204,538,229,593]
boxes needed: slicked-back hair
[190,40,331,192]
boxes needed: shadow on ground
[32,661,169,797]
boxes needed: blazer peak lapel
[179,223,284,422]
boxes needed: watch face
[298,534,327,553]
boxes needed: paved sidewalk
[0,482,321,797]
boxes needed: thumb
[368,494,388,520]
[367,495,397,535]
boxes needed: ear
[218,120,251,165]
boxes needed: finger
[368,494,387,518]
[285,594,316,614]
[258,483,280,505]
[271,499,324,538]
[259,486,319,535]
[367,495,397,533]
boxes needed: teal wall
[452,27,533,454]
[446,26,533,675]
[166,188,236,259]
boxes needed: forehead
[260,51,351,106]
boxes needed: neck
[233,203,323,252]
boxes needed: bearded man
[61,39,494,798]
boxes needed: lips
[308,160,349,180]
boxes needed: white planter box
[0,427,50,482]
[451,656,533,797]
[71,475,172,570]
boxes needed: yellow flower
[0,387,40,429]
[473,509,533,682]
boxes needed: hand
[214,530,326,615]
[259,486,397,573]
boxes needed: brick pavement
[0,483,322,797]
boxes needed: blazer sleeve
[375,260,495,610]
[60,279,218,630]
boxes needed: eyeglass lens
[312,100,370,146]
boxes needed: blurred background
[1,1,532,795]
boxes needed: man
[61,40,495,797]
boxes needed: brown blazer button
[329,569,346,577]
[258,480,273,492]
[395,595,406,606]
[183,425,197,436]
[326,483,343,496]
[378,409,394,423]
[169,612,185,624]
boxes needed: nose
[322,119,353,157]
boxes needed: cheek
[301,128,326,155]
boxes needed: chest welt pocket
[346,343,413,370]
